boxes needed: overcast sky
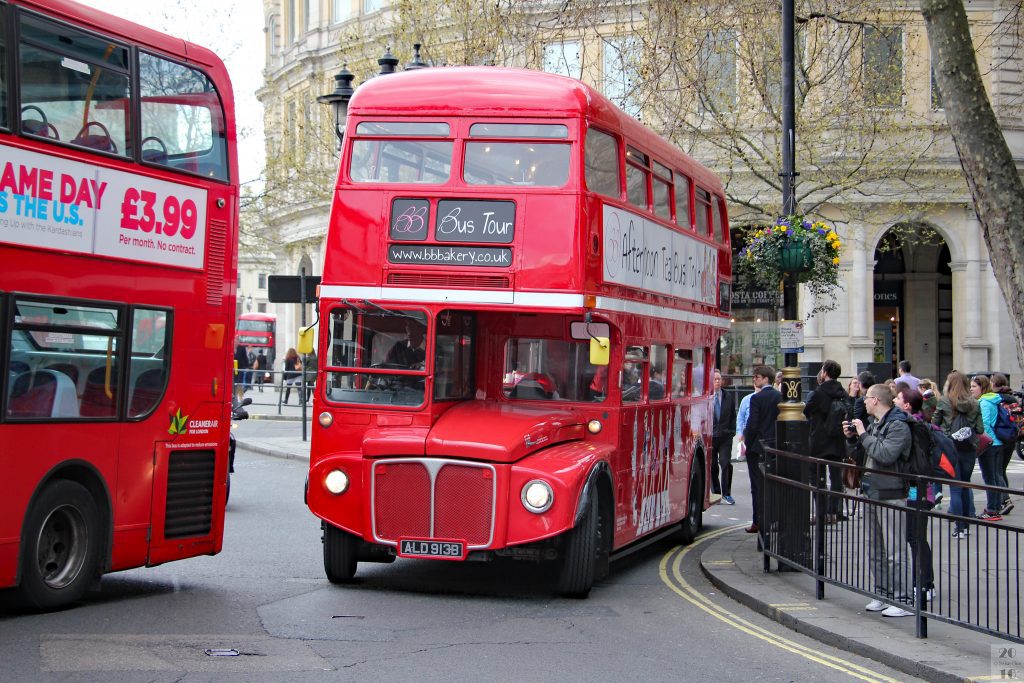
[87,1,266,188]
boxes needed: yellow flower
[779,224,788,232]
[832,257,840,264]
[834,240,842,249]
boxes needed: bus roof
[238,313,276,322]
[348,66,722,194]
[17,0,231,75]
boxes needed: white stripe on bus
[317,285,730,329]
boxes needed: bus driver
[386,322,427,368]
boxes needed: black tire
[18,480,101,610]
[558,491,600,598]
[323,522,358,583]
[679,462,704,545]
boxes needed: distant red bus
[0,0,239,608]
[307,67,730,596]
[236,312,276,367]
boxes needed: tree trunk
[920,0,1024,372]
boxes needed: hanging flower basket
[735,214,843,317]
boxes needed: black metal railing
[761,446,1023,643]
[233,368,316,411]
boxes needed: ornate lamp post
[317,65,355,149]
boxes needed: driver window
[622,345,647,404]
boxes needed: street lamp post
[770,0,812,574]
[317,65,355,148]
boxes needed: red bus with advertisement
[0,0,239,609]
[307,67,731,597]
[236,312,276,367]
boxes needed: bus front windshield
[503,338,605,402]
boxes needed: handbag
[842,455,862,490]
[977,432,993,454]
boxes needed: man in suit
[742,365,783,534]
[710,370,738,504]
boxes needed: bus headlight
[587,419,602,434]
[324,469,349,495]
[521,480,554,513]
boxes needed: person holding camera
[845,384,914,618]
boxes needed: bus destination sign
[389,244,512,267]
[434,199,514,243]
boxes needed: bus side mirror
[297,326,315,355]
[590,337,610,366]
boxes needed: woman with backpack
[992,373,1017,515]
[972,374,1009,520]
[894,387,935,605]
[932,370,983,538]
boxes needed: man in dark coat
[710,370,738,505]
[803,360,850,521]
[742,365,782,534]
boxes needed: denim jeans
[948,448,977,530]
[978,444,1009,511]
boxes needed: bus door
[617,344,675,540]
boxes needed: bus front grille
[372,459,495,548]
[164,449,215,539]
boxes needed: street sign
[267,275,321,303]
[779,319,805,353]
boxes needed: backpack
[949,410,978,452]
[824,395,853,438]
[993,401,1017,444]
[899,419,934,478]
[926,426,959,479]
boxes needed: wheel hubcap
[35,505,88,589]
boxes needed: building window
[304,0,312,31]
[267,16,280,56]
[257,303,267,313]
[698,30,737,112]
[332,0,352,23]
[603,36,641,117]
[863,26,903,108]
[285,0,296,44]
[363,0,387,13]
[258,273,267,289]
[542,41,582,80]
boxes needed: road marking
[659,525,904,683]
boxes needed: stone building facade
[254,0,1024,384]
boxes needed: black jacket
[743,386,782,455]
[803,378,849,459]
[712,390,738,439]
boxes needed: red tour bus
[307,67,731,597]
[236,312,276,366]
[0,0,239,608]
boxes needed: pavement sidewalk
[235,396,1015,681]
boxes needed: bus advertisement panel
[307,67,731,598]
[0,0,239,610]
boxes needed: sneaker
[1000,499,1014,515]
[979,511,1003,522]
[723,495,736,505]
[881,605,914,618]
[951,426,973,442]
[865,599,886,612]
[952,528,970,539]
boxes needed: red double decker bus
[236,312,276,367]
[0,0,239,608]
[307,67,730,597]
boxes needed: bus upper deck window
[469,123,567,138]
[584,128,620,198]
[139,53,229,181]
[350,135,453,185]
[18,14,130,155]
[625,146,650,210]
[464,142,569,187]
[695,188,712,236]
[674,175,691,228]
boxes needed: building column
[847,224,875,373]
[959,213,991,371]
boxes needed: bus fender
[574,461,612,527]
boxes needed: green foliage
[735,215,842,316]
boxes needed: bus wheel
[323,522,358,583]
[19,480,101,610]
[679,462,704,545]
[558,491,600,598]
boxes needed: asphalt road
[0,440,922,682]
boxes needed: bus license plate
[398,539,465,561]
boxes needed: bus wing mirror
[590,337,610,366]
[297,326,315,355]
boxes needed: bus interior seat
[71,122,117,153]
[8,369,79,418]
[80,366,118,417]
[129,368,165,416]
[141,135,168,164]
[22,117,60,140]
[44,363,80,394]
